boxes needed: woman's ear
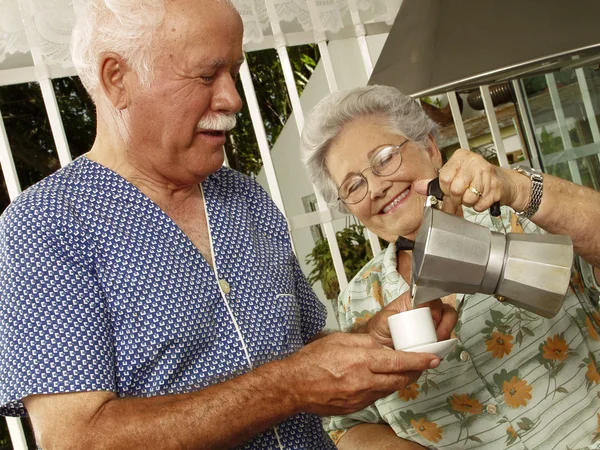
[425,134,443,169]
[99,52,129,110]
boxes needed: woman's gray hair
[301,85,439,212]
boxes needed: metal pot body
[411,207,573,318]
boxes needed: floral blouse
[325,207,600,449]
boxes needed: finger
[463,177,484,208]
[370,371,424,394]
[418,299,442,328]
[383,291,412,314]
[366,348,440,374]
[473,168,499,212]
[436,304,458,341]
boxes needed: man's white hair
[71,0,166,101]
[71,0,238,102]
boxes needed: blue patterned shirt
[0,156,333,449]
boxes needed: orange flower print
[398,383,420,401]
[586,361,600,385]
[510,213,525,234]
[486,331,514,359]
[371,279,384,308]
[503,376,533,408]
[361,265,381,279]
[597,413,600,433]
[592,312,600,327]
[354,312,374,327]
[542,335,570,361]
[410,418,443,443]
[449,393,483,415]
[570,270,585,293]
[328,430,345,444]
[587,315,600,341]
[507,425,517,439]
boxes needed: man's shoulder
[1,157,98,228]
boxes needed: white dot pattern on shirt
[0,157,333,449]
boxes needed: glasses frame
[337,140,409,205]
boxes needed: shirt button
[219,279,231,294]
[460,351,470,362]
[486,404,497,415]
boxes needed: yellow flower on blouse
[361,265,381,279]
[328,429,346,444]
[449,393,483,415]
[353,312,374,327]
[542,335,570,361]
[503,376,533,408]
[398,383,420,401]
[371,278,384,308]
[486,331,514,359]
[507,425,517,439]
[587,316,600,341]
[587,361,600,385]
[410,418,443,443]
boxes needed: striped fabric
[327,206,600,450]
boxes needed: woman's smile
[380,186,412,214]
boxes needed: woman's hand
[364,291,457,348]
[415,149,530,213]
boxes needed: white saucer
[401,338,458,359]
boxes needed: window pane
[0,83,59,191]
[52,76,96,159]
[521,64,600,190]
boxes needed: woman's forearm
[337,424,427,450]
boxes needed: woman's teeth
[382,188,410,213]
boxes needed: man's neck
[87,137,201,211]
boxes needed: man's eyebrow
[205,57,246,68]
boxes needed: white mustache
[197,114,237,131]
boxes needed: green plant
[421,96,443,108]
[305,224,376,300]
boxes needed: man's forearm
[33,358,300,450]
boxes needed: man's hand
[363,291,458,347]
[283,332,440,416]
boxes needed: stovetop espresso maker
[395,179,573,318]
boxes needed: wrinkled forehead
[160,0,242,45]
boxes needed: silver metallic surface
[410,207,573,318]
[369,0,600,97]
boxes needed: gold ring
[468,186,483,197]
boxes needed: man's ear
[426,134,443,168]
[99,52,129,110]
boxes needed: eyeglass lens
[339,144,403,204]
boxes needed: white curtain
[0,0,400,67]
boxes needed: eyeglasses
[337,141,408,205]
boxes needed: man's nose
[212,74,243,115]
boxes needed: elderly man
[0,1,449,448]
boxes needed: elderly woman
[301,85,600,450]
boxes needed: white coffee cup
[388,307,437,351]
